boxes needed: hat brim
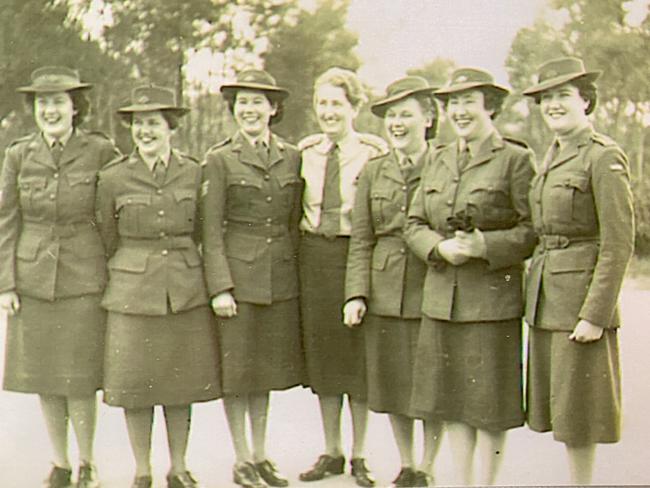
[17,82,92,93]
[370,87,437,117]
[117,104,190,116]
[435,82,510,101]
[522,71,601,96]
[220,83,290,101]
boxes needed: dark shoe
[131,476,153,488]
[76,463,100,488]
[233,462,267,488]
[391,467,415,488]
[350,458,375,487]
[46,466,72,488]
[255,460,288,487]
[167,471,200,488]
[411,470,431,487]
[299,454,345,481]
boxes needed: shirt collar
[139,148,171,172]
[43,128,74,148]
[459,128,496,158]
[395,144,427,169]
[556,124,593,151]
[240,129,271,150]
[318,130,360,155]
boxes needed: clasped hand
[343,298,366,328]
[436,229,487,266]
[211,291,237,318]
[569,319,604,343]
[0,291,20,316]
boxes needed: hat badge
[456,75,468,83]
[138,95,150,104]
[546,69,557,78]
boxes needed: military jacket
[96,150,209,316]
[525,127,634,331]
[200,131,302,305]
[345,147,429,319]
[0,131,119,299]
[405,132,536,322]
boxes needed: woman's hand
[569,319,604,343]
[454,229,487,259]
[0,291,20,316]
[343,298,367,328]
[437,239,470,266]
[211,292,238,318]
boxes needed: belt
[120,235,194,250]
[225,220,290,238]
[539,234,598,250]
[300,230,350,241]
[22,220,94,238]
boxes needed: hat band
[32,74,81,86]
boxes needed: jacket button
[446,200,453,206]
[161,249,168,256]
[158,210,165,216]
[266,238,272,244]
[159,231,166,237]
[266,196,272,202]
[266,217,272,223]
[156,189,163,195]
[53,172,59,179]
[49,194,56,200]
[400,248,406,254]
[400,206,406,212]
[264,174,270,181]
[453,177,460,183]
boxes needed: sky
[342,0,548,90]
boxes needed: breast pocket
[467,179,515,229]
[174,189,197,232]
[370,188,395,228]
[226,172,263,216]
[545,173,593,225]
[277,173,302,214]
[66,171,97,210]
[17,176,47,215]
[115,194,151,232]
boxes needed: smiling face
[131,111,172,159]
[34,91,75,139]
[539,83,590,136]
[384,96,431,155]
[446,89,494,142]
[233,89,276,138]
[314,83,358,141]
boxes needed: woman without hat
[200,69,304,488]
[342,76,444,487]
[0,66,120,488]
[298,67,388,488]
[96,84,221,488]
[404,68,536,485]
[522,57,634,485]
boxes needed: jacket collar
[546,125,593,172]
[125,149,186,186]
[26,130,88,170]
[231,130,284,170]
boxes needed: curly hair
[314,67,367,109]
[26,89,91,128]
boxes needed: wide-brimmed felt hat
[523,57,601,96]
[371,76,437,117]
[435,67,509,101]
[117,85,190,116]
[220,69,289,101]
[18,66,92,93]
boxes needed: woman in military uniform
[343,76,443,488]
[522,57,634,485]
[96,85,221,488]
[201,70,303,488]
[405,68,536,486]
[0,66,119,488]
[298,67,387,488]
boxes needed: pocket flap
[225,233,259,262]
[547,245,598,273]
[108,248,149,273]
[469,178,508,194]
[564,174,590,192]
[18,177,47,191]
[16,236,42,261]
[424,182,443,194]
[181,248,202,267]
[67,171,96,186]
[278,173,301,187]
[174,189,196,202]
[371,188,393,200]
[115,194,151,210]
[371,246,390,270]
[227,173,263,189]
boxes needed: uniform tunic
[345,147,428,416]
[0,130,118,396]
[96,150,221,408]
[525,126,634,444]
[299,131,388,397]
[201,131,304,394]
[405,131,536,430]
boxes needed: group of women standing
[0,55,634,488]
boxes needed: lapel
[26,134,58,170]
[408,150,424,185]
[126,151,156,186]
[232,132,267,172]
[437,143,458,177]
[163,150,186,186]
[382,151,405,185]
[547,127,592,172]
[58,131,87,168]
[267,134,284,169]
[464,131,504,172]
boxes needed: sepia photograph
[0,0,648,487]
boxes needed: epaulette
[503,137,530,149]
[7,133,34,149]
[176,151,199,164]
[298,133,325,152]
[86,130,117,144]
[208,137,232,152]
[100,154,129,171]
[591,132,617,148]
[358,133,389,155]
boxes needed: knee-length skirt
[103,306,221,408]
[526,326,621,444]
[410,317,524,431]
[4,294,106,397]
[365,314,420,416]
[299,234,367,399]
[217,298,304,395]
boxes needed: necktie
[51,139,63,166]
[153,160,166,185]
[457,145,470,172]
[541,141,560,174]
[318,144,341,238]
[255,140,269,165]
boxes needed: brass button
[453,177,460,183]
[53,172,59,179]
[159,231,166,237]
[49,194,55,200]
[400,248,406,254]
[266,217,272,223]
[266,196,272,202]
[446,200,453,206]
[156,189,163,195]
[264,174,270,181]
[161,249,168,256]
[402,185,407,191]
[158,210,165,216]
[266,237,272,244]
[400,206,406,212]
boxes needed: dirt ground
[0,277,648,487]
